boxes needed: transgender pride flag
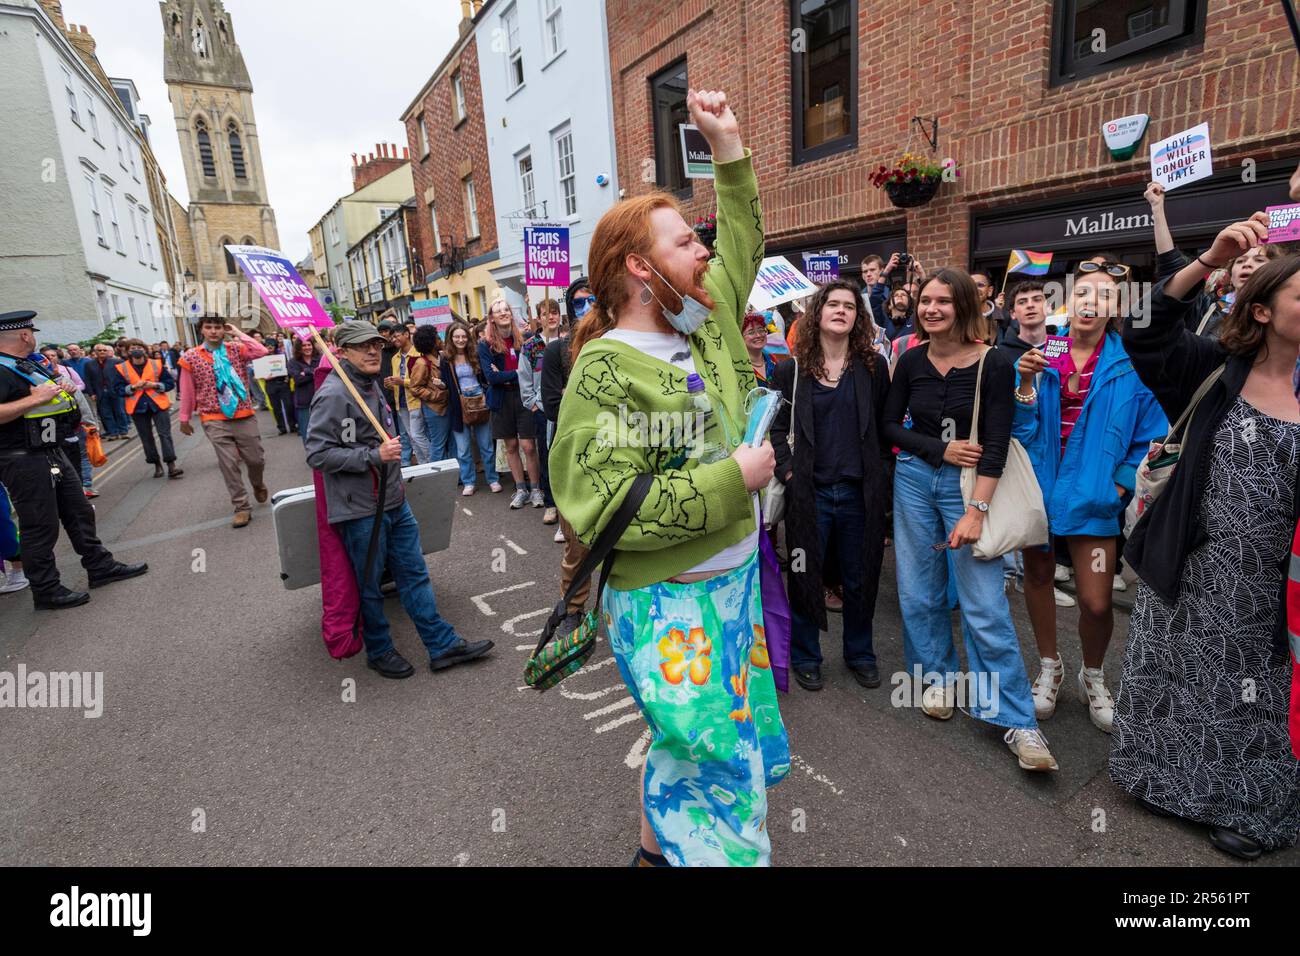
[1006,249,1054,276]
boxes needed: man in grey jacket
[305,321,493,679]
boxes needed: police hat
[0,310,38,333]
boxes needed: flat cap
[333,321,386,348]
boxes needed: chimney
[460,0,472,19]
[38,0,66,30]
[352,152,358,167]
[402,146,409,159]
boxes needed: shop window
[650,59,689,195]
[791,0,857,165]
[1051,0,1203,85]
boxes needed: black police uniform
[0,311,136,605]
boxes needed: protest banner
[802,251,839,284]
[524,224,571,288]
[1149,122,1213,191]
[412,296,453,328]
[749,256,820,312]
[251,354,287,380]
[228,243,391,441]
[1266,203,1300,244]
[679,124,714,180]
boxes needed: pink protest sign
[226,244,333,330]
[1043,335,1072,372]
[1266,203,1300,244]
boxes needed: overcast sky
[61,0,463,264]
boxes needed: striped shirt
[1058,347,1099,453]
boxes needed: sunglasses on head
[1077,261,1131,278]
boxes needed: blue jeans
[453,420,498,487]
[296,406,312,448]
[791,482,877,670]
[337,501,463,662]
[892,454,1036,729]
[96,393,129,436]
[78,431,93,487]
[421,405,451,462]
[395,408,413,466]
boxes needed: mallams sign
[1064,211,1153,237]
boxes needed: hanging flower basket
[884,177,941,208]
[693,213,717,248]
[870,153,957,209]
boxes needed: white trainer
[1112,575,1127,592]
[530,488,546,508]
[461,485,476,497]
[0,571,30,594]
[1004,727,1059,771]
[1031,657,1065,719]
[1054,564,1071,583]
[1078,666,1115,733]
[509,489,530,509]
[921,683,954,721]
[1054,587,1076,607]
[554,526,566,543]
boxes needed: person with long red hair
[550,89,788,868]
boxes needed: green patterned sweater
[549,152,766,591]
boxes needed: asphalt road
[1,409,1295,867]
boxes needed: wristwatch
[968,500,990,513]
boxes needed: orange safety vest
[123,358,170,414]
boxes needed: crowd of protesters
[4,92,1298,871]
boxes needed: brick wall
[606,0,1300,270]
[352,147,408,192]
[402,35,498,285]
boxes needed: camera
[898,252,912,274]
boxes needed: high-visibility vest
[122,358,170,414]
[0,353,79,447]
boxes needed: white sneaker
[554,526,566,543]
[509,489,530,509]
[1054,587,1076,607]
[461,485,476,497]
[0,571,30,594]
[1078,666,1115,733]
[489,482,503,493]
[1004,728,1059,771]
[1112,575,1127,592]
[921,683,954,721]
[1031,657,1065,719]
[530,488,546,508]
[1054,564,1071,583]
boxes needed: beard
[645,254,715,314]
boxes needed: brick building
[400,0,500,323]
[606,0,1299,288]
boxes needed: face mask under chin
[641,260,710,335]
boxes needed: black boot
[33,586,90,610]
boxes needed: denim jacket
[1012,330,1168,538]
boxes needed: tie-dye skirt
[602,551,790,866]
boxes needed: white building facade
[0,0,172,345]
[473,0,620,319]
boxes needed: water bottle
[686,373,728,464]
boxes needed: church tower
[160,0,279,326]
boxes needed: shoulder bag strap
[969,346,989,447]
[533,473,655,655]
[1194,304,1218,336]
[788,356,798,453]
[1164,363,1227,443]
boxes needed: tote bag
[958,348,1049,559]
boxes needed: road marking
[625,728,652,769]
[499,536,527,555]
[107,516,242,551]
[583,696,634,721]
[470,581,535,616]
[594,712,642,734]
[559,681,625,702]
[503,607,551,641]
[462,508,473,517]
[94,442,145,485]
[789,754,846,797]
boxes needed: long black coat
[770,354,892,630]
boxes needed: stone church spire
[160,0,251,91]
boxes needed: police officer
[0,311,148,609]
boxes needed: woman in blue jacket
[1011,263,1167,733]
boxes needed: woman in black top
[1112,215,1300,860]
[287,335,321,447]
[882,268,1057,773]
[771,280,892,692]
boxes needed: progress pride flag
[226,244,333,330]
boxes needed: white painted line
[624,728,652,769]
[789,754,846,797]
[462,508,473,517]
[571,655,616,677]
[560,681,626,702]
[500,536,527,555]
[470,581,536,616]
[502,607,551,638]
[584,696,635,721]
[594,711,642,734]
